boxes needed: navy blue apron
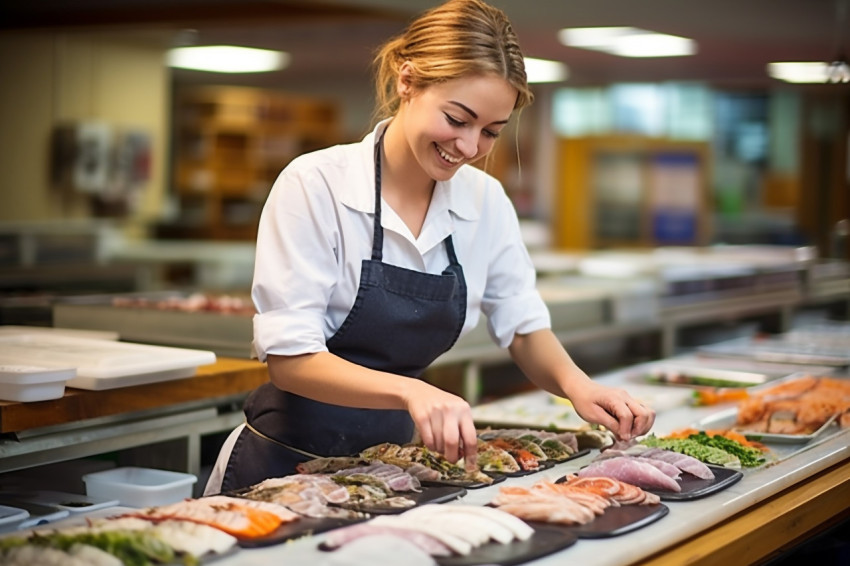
[220,132,467,492]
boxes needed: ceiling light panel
[525,57,570,83]
[167,46,289,73]
[767,62,832,83]
[558,27,696,58]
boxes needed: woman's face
[397,70,518,182]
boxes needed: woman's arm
[267,352,478,468]
[508,329,655,440]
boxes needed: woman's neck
[380,120,435,238]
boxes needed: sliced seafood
[735,376,850,434]
[360,443,493,485]
[296,457,371,474]
[323,523,454,556]
[333,462,422,492]
[127,495,290,538]
[578,457,682,492]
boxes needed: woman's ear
[397,61,415,99]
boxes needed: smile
[436,144,462,165]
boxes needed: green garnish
[686,432,766,468]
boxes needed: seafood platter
[0,418,790,566]
[694,373,850,445]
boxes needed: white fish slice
[408,514,492,547]
[443,505,535,541]
[399,504,531,544]
[324,523,453,556]
[370,515,473,555]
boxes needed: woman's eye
[445,114,464,127]
[483,129,500,139]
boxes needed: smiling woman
[205,0,655,498]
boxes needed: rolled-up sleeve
[251,161,340,361]
[480,190,550,348]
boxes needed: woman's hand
[403,380,478,469]
[566,380,656,441]
[507,329,655,441]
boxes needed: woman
[206,0,654,495]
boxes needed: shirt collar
[341,119,480,223]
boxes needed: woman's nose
[456,130,479,159]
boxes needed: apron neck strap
[371,131,385,262]
[444,232,459,266]
[373,127,459,265]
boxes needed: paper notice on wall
[649,152,700,244]
[73,122,113,194]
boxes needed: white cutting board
[0,334,216,390]
[0,325,120,341]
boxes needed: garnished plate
[339,485,467,515]
[484,448,591,479]
[695,408,840,444]
[317,522,579,566]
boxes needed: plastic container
[83,467,197,508]
[0,362,75,402]
[0,505,29,531]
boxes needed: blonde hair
[372,0,533,123]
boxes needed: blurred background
[0,0,848,313]
[2,1,850,512]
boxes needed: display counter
[13,364,846,566]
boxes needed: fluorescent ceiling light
[167,45,289,73]
[558,27,696,58]
[768,61,849,83]
[525,57,569,83]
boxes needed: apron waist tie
[244,422,324,460]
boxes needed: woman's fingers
[572,384,657,441]
[459,415,478,470]
[626,398,655,437]
[407,386,476,465]
[609,396,655,440]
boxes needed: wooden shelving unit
[554,135,711,250]
[169,86,342,240]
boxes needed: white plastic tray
[0,498,69,530]
[0,505,29,529]
[4,490,119,514]
[0,334,216,391]
[0,362,75,402]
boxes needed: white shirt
[251,120,550,362]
